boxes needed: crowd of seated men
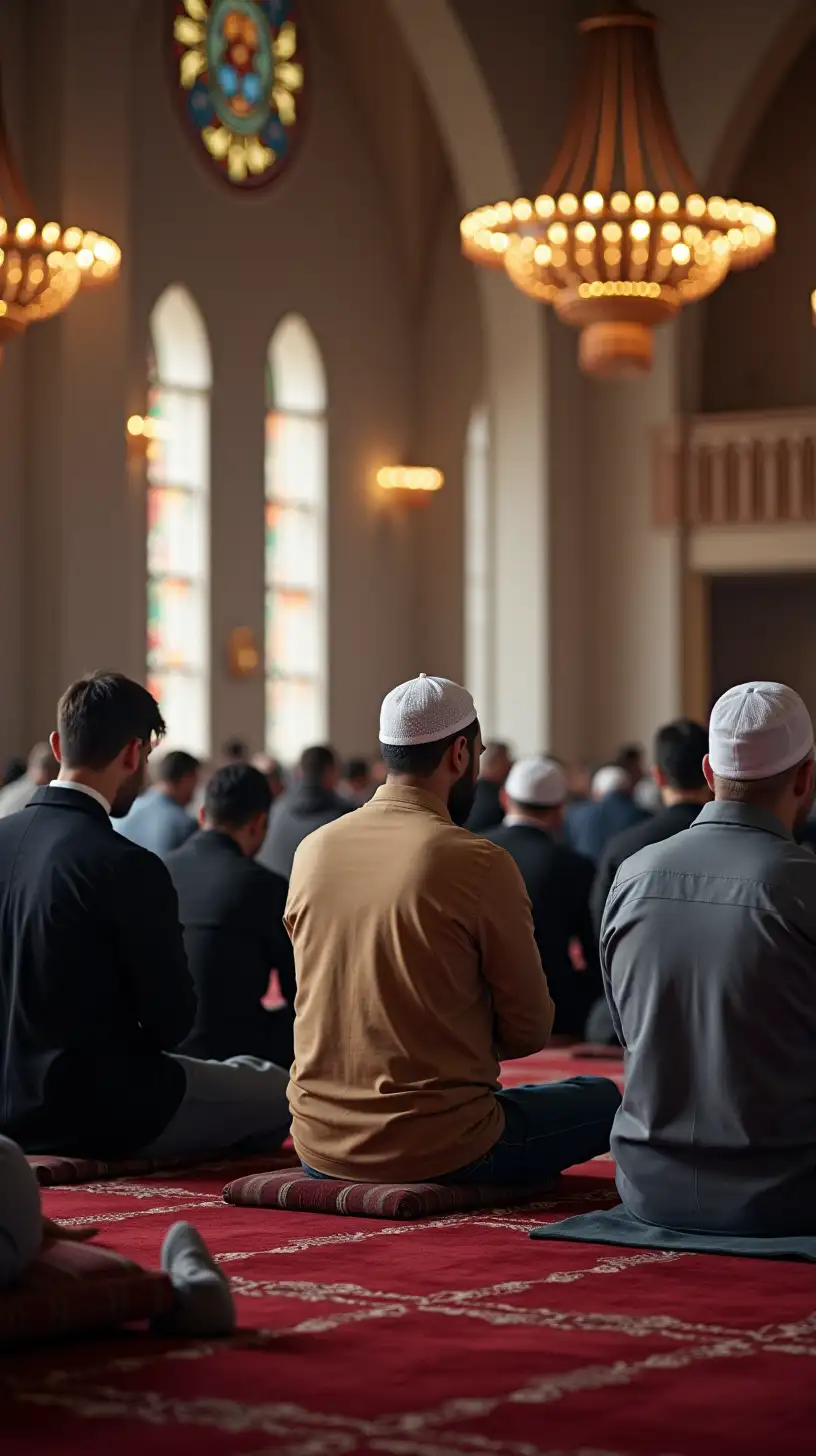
[1,663,816,1317]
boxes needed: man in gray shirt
[602,680,816,1237]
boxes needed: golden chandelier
[0,81,120,360]
[461,3,775,378]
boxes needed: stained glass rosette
[173,0,305,189]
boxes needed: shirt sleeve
[478,847,555,1058]
[599,873,627,1050]
[111,847,197,1049]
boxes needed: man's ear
[652,765,665,789]
[121,738,143,775]
[702,753,715,792]
[50,730,62,766]
[795,756,815,801]
[500,788,509,813]
[198,805,207,829]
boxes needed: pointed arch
[146,284,211,755]
[264,314,328,761]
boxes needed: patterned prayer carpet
[5,1047,816,1456]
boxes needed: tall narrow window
[464,407,493,730]
[146,286,211,756]
[264,314,327,762]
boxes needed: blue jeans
[440,1078,621,1185]
[303,1076,621,1186]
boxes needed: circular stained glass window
[172,0,305,190]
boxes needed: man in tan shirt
[286,675,621,1185]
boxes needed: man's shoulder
[603,815,658,870]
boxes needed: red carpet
[5,1048,815,1455]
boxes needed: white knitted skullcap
[709,681,814,781]
[592,765,629,799]
[379,674,477,747]
[505,758,567,808]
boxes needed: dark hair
[345,757,369,782]
[57,673,165,771]
[654,719,708,791]
[157,750,200,785]
[222,738,249,762]
[204,763,272,828]
[615,743,644,770]
[380,718,480,777]
[300,745,337,784]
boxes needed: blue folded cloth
[530,1202,816,1261]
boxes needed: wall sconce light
[126,413,158,459]
[377,466,444,507]
[227,626,261,678]
[811,289,816,325]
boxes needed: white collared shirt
[49,779,111,816]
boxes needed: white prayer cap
[708,681,814,781]
[592,765,629,799]
[379,673,477,747]
[505,757,567,809]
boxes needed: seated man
[602,680,816,1236]
[591,719,711,936]
[166,764,295,1067]
[257,744,353,881]
[484,758,599,1038]
[0,672,289,1161]
[114,749,200,855]
[286,673,621,1186]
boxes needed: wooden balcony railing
[653,409,816,528]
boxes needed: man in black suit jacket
[166,764,296,1067]
[591,719,711,936]
[0,673,289,1159]
[484,758,599,1037]
[465,741,512,833]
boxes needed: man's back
[166,830,294,1061]
[591,801,701,935]
[286,784,553,1181]
[485,823,597,1034]
[603,801,816,1234]
[258,782,352,880]
[0,787,195,1155]
[566,792,649,863]
[115,787,196,855]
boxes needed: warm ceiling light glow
[377,466,444,494]
[127,415,145,437]
[575,221,596,243]
[461,6,774,377]
[62,226,83,250]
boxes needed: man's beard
[110,762,147,819]
[448,761,478,826]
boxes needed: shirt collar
[49,779,111,816]
[692,799,793,841]
[370,783,451,823]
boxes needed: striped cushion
[0,1240,174,1347]
[29,1143,299,1187]
[222,1168,551,1220]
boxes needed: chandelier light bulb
[460,5,775,377]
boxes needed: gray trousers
[137,1055,291,1160]
[0,1136,42,1289]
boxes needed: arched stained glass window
[146,285,211,755]
[264,314,327,763]
[464,406,493,730]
